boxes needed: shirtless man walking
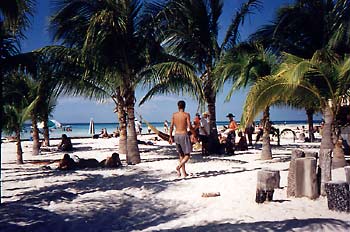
[169,100,192,177]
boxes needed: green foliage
[250,0,350,58]
[241,49,350,127]
[0,0,34,36]
[2,71,32,134]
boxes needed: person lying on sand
[100,153,122,168]
[58,154,77,170]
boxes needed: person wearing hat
[199,112,210,156]
[226,113,238,132]
[224,113,238,155]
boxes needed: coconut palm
[140,0,262,153]
[215,42,279,159]
[2,71,33,164]
[250,0,350,59]
[0,0,34,142]
[0,0,34,34]
[240,50,350,195]
[50,0,163,164]
[284,93,321,142]
[249,0,350,142]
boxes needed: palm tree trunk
[125,89,140,164]
[261,106,272,160]
[15,128,23,164]
[306,108,315,142]
[31,114,41,156]
[115,90,127,155]
[319,105,334,196]
[207,100,220,153]
[43,113,50,146]
[204,70,220,154]
[117,103,127,155]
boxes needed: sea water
[11,120,322,140]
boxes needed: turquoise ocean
[13,120,322,140]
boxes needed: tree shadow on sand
[0,168,187,232]
[163,218,350,232]
[156,218,350,232]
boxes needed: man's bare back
[171,111,191,135]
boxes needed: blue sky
[22,0,320,123]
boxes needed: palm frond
[140,60,204,105]
[221,0,262,50]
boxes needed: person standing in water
[169,100,192,177]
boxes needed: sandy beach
[1,131,349,231]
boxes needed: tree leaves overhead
[140,58,203,105]
[222,0,262,50]
[250,0,350,58]
[0,0,34,36]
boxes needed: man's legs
[176,154,183,176]
[176,154,190,177]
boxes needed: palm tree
[250,0,350,59]
[2,71,32,164]
[50,0,162,164]
[215,42,279,159]
[284,92,321,142]
[140,0,262,153]
[250,0,350,144]
[40,97,57,147]
[0,0,34,35]
[0,0,34,140]
[240,50,350,195]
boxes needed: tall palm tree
[50,0,161,164]
[2,71,32,164]
[0,0,34,140]
[284,93,321,142]
[215,42,278,159]
[241,50,350,195]
[140,0,262,153]
[250,0,350,143]
[251,0,350,58]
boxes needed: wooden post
[345,167,350,184]
[325,181,350,212]
[256,169,280,203]
[262,168,280,188]
[332,140,347,169]
[295,157,319,199]
[287,149,305,197]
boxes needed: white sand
[1,133,349,232]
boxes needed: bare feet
[176,166,181,177]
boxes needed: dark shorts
[198,135,208,143]
[174,134,192,155]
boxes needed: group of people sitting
[91,128,121,139]
[218,113,244,155]
[58,152,122,170]
[188,112,256,156]
[217,113,258,155]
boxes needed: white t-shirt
[135,120,141,133]
[199,118,210,136]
